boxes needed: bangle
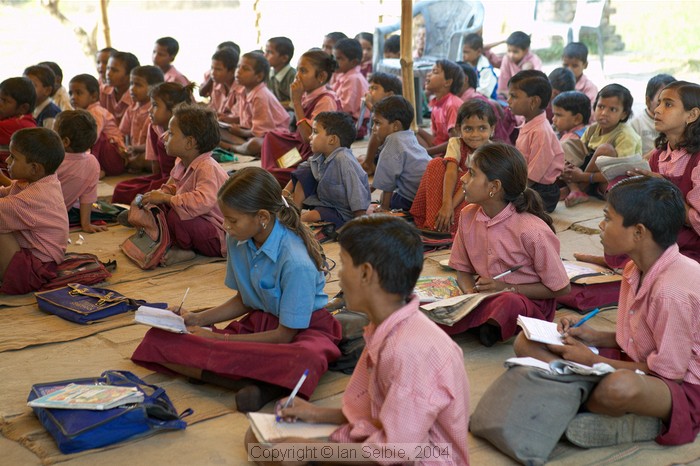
[296,118,312,127]
[589,173,595,184]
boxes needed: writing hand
[548,334,595,365]
[276,397,316,423]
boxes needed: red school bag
[120,204,170,270]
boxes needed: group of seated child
[3,24,700,461]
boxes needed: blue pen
[276,369,309,422]
[573,308,600,328]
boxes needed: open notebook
[247,412,338,444]
[134,306,188,333]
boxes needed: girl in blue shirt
[132,167,341,412]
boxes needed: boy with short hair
[264,36,295,107]
[515,176,700,448]
[383,35,400,58]
[360,72,402,175]
[462,32,498,99]
[0,128,68,295]
[38,61,72,111]
[508,70,564,212]
[259,216,470,465]
[546,67,576,123]
[372,96,430,211]
[54,109,106,234]
[208,48,241,119]
[24,65,61,130]
[286,111,370,227]
[0,77,37,169]
[497,31,542,100]
[562,42,598,106]
[152,36,189,86]
[552,90,590,141]
[331,38,370,138]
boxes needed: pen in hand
[573,307,600,328]
[277,369,309,422]
[175,287,190,316]
[493,265,523,280]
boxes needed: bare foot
[163,246,196,266]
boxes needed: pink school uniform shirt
[161,152,229,256]
[119,101,152,146]
[617,244,700,384]
[303,85,341,119]
[99,86,133,125]
[330,65,369,120]
[559,123,586,142]
[460,87,489,103]
[449,203,569,292]
[656,146,700,236]
[575,74,598,107]
[209,82,241,115]
[87,102,126,152]
[430,93,464,147]
[146,124,165,162]
[56,151,100,209]
[516,112,564,184]
[498,51,542,97]
[163,66,190,86]
[235,82,290,137]
[330,297,470,465]
[0,175,68,263]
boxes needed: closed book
[28,383,144,410]
[276,147,302,169]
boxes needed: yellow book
[276,147,302,169]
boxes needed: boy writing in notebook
[515,176,700,448]
[246,215,470,465]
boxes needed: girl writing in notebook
[131,167,341,412]
[446,142,570,347]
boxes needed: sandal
[564,191,590,207]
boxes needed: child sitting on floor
[252,216,471,465]
[199,41,239,99]
[562,84,642,206]
[69,74,127,177]
[322,31,347,56]
[95,47,116,89]
[260,49,341,185]
[552,90,590,141]
[497,31,542,100]
[23,65,61,129]
[132,166,341,413]
[331,38,370,139]
[631,74,677,155]
[54,110,106,234]
[411,99,496,235]
[38,61,72,111]
[222,51,290,156]
[0,128,68,295]
[134,104,228,265]
[152,36,189,86]
[119,65,164,171]
[359,72,402,175]
[446,142,570,346]
[286,111,370,228]
[508,70,564,212]
[417,59,465,156]
[371,96,430,212]
[462,32,498,99]
[546,67,576,123]
[0,77,37,169]
[515,176,700,448]
[101,51,139,124]
[208,48,241,120]
[383,35,401,58]
[264,36,295,107]
[355,31,373,77]
[562,42,598,110]
[112,82,195,205]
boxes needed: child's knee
[591,370,641,409]
[594,143,617,158]
[513,332,531,356]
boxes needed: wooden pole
[100,0,111,48]
[400,0,417,131]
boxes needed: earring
[489,191,494,198]
[261,223,266,230]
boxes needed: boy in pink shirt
[137,104,228,265]
[562,42,598,110]
[208,48,240,118]
[257,216,471,465]
[0,77,37,170]
[222,52,290,156]
[120,65,164,171]
[0,128,68,294]
[516,176,700,448]
[552,91,590,141]
[69,74,127,176]
[152,36,190,86]
[497,31,542,100]
[330,38,369,139]
[100,51,139,125]
[54,110,106,234]
[417,59,465,156]
[508,70,564,212]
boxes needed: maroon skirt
[438,292,556,341]
[131,308,342,399]
[260,130,312,186]
[0,248,57,295]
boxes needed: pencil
[175,287,190,316]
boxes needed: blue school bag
[27,370,192,454]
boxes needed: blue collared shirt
[301,146,371,222]
[373,130,431,201]
[224,220,327,328]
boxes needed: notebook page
[517,315,563,346]
[247,412,337,442]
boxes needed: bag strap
[67,284,128,305]
[101,370,163,393]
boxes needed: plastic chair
[533,0,607,69]
[373,0,485,68]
